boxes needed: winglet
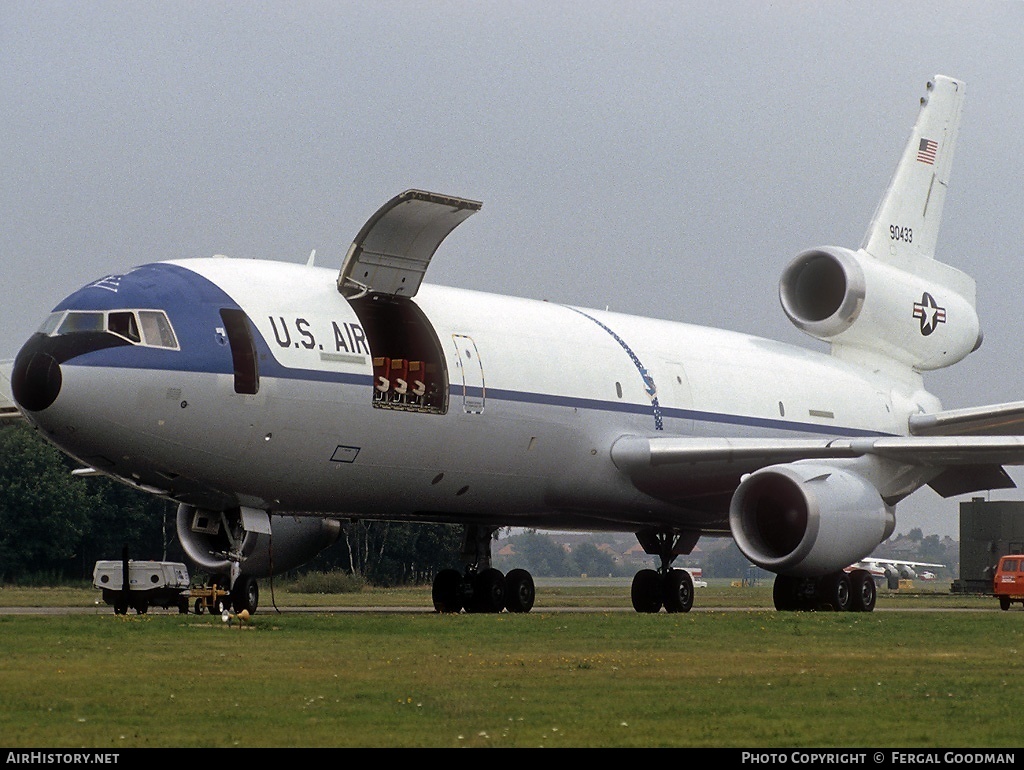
[861,76,966,265]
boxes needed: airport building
[956,498,1024,593]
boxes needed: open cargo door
[338,189,482,299]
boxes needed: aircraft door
[452,334,485,414]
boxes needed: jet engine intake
[176,504,342,577]
[779,246,981,371]
[729,463,895,577]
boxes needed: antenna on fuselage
[306,249,316,266]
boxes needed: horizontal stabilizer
[909,400,1024,436]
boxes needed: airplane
[847,557,945,589]
[7,74,1024,617]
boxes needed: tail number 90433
[889,225,913,243]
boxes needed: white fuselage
[26,257,937,535]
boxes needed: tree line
[0,423,462,585]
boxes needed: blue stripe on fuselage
[53,262,887,439]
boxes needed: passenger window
[1005,560,1019,572]
[108,312,141,343]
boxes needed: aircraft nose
[12,340,63,412]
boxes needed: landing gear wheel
[231,576,259,616]
[504,569,535,613]
[819,572,852,612]
[432,568,463,613]
[773,574,800,611]
[470,568,506,613]
[849,569,877,612]
[663,568,694,613]
[631,569,663,613]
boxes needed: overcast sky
[3,1,1022,538]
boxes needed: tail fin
[779,76,981,377]
[861,75,966,266]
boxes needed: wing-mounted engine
[779,246,982,372]
[728,462,895,577]
[176,504,342,578]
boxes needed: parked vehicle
[993,554,1024,610]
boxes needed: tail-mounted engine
[728,462,895,577]
[176,504,342,578]
[779,246,982,371]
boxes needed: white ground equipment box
[93,559,191,614]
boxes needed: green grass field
[0,582,1019,748]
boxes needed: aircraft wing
[0,360,23,421]
[610,434,1024,501]
[611,434,1024,468]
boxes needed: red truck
[993,555,1024,610]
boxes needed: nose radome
[12,346,62,412]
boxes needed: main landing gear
[431,525,536,614]
[629,530,700,613]
[772,569,877,612]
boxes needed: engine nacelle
[176,504,342,578]
[728,463,895,577]
[779,246,982,371]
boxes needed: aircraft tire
[773,575,799,611]
[470,568,506,613]
[504,569,535,613]
[818,572,852,612]
[432,568,463,613]
[663,568,694,613]
[232,576,259,616]
[849,569,876,612]
[631,569,663,613]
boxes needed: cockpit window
[138,311,178,349]
[37,313,63,336]
[40,309,179,350]
[108,311,141,343]
[58,311,105,335]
